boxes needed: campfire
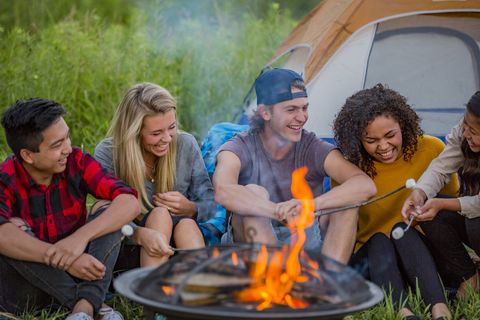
[115,167,383,319]
[235,167,321,310]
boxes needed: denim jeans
[0,207,122,314]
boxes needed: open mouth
[153,145,168,153]
[287,125,303,132]
[376,149,395,161]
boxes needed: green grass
[1,287,479,320]
[0,0,299,157]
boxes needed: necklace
[145,161,156,184]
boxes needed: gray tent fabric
[240,3,480,140]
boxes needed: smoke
[135,0,297,141]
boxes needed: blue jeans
[0,207,122,314]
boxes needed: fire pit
[114,244,383,320]
[116,168,383,319]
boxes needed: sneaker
[65,312,94,320]
[98,307,124,320]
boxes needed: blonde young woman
[94,82,216,267]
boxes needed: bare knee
[174,219,204,248]
[176,218,198,230]
[145,206,171,227]
[233,215,276,244]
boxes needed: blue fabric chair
[198,122,249,245]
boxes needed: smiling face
[140,109,177,162]
[362,115,403,164]
[21,117,72,184]
[262,88,309,145]
[463,110,480,153]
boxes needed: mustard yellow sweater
[354,135,459,251]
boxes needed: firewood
[163,273,254,293]
[180,291,220,306]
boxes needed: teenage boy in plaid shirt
[0,98,140,320]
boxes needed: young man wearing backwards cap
[213,68,376,264]
[0,98,140,320]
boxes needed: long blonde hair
[108,82,177,212]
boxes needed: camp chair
[198,122,249,245]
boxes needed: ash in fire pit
[115,244,383,320]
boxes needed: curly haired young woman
[333,84,458,320]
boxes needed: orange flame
[236,167,315,309]
[162,285,174,295]
[231,251,239,266]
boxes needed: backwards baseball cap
[255,68,307,105]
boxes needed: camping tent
[239,0,480,141]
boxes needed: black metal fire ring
[114,267,384,320]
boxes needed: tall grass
[0,1,297,157]
[0,0,134,32]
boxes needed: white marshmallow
[391,227,404,240]
[405,178,416,189]
[121,224,134,237]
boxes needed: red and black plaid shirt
[0,147,137,243]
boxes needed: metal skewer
[391,215,415,240]
[314,178,417,217]
[102,224,135,264]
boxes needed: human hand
[401,188,427,223]
[152,191,196,216]
[67,253,106,281]
[273,199,301,221]
[414,199,442,222]
[137,227,174,257]
[44,234,88,270]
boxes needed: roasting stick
[102,224,135,264]
[106,224,191,256]
[391,215,415,240]
[314,178,417,218]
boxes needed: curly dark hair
[460,91,480,196]
[333,84,423,177]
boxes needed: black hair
[460,91,480,196]
[333,84,423,177]
[1,98,66,158]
